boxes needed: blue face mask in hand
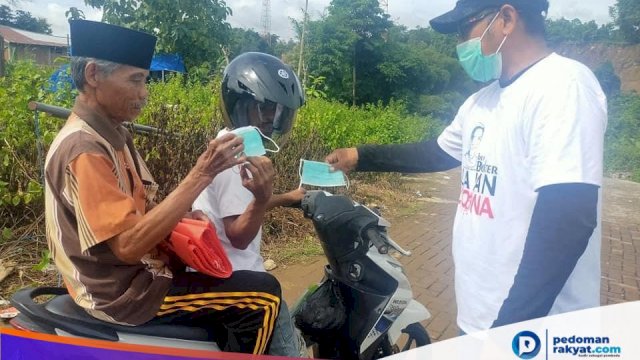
[299,159,349,188]
[231,126,280,157]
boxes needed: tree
[304,0,392,105]
[377,26,471,117]
[300,0,469,116]
[13,10,51,34]
[65,7,86,21]
[610,0,640,44]
[0,5,51,34]
[0,5,13,26]
[545,18,615,44]
[226,28,272,60]
[84,0,232,69]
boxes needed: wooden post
[0,35,5,77]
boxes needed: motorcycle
[9,190,431,358]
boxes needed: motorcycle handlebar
[365,227,389,254]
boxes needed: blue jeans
[268,300,301,357]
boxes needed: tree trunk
[352,45,357,107]
[297,0,309,78]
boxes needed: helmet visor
[230,97,296,139]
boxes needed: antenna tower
[379,0,389,14]
[261,0,272,46]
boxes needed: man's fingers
[209,134,244,153]
[325,152,338,164]
[241,161,259,180]
[240,164,251,182]
[246,156,274,177]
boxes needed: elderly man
[44,20,281,354]
[326,0,607,334]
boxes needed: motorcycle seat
[47,295,211,341]
[12,287,210,342]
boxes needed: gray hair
[71,57,123,92]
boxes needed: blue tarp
[47,54,186,92]
[48,64,75,92]
[150,54,186,73]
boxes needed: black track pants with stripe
[151,270,281,354]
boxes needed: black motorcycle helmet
[220,52,305,142]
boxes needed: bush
[133,75,223,199]
[295,98,443,151]
[605,92,640,181]
[0,61,74,234]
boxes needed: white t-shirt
[192,165,265,272]
[437,53,607,333]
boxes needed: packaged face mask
[222,126,279,157]
[299,159,349,188]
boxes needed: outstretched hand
[283,186,306,207]
[325,147,359,173]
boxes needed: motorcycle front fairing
[302,191,413,358]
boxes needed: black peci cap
[429,0,549,34]
[69,20,157,70]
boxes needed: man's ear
[499,4,518,36]
[84,62,100,88]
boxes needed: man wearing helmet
[193,52,306,356]
[325,0,607,334]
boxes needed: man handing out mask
[326,0,607,334]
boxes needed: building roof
[0,25,68,47]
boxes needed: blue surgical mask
[231,126,279,157]
[456,13,508,83]
[299,159,349,188]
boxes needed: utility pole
[261,0,272,47]
[297,0,309,78]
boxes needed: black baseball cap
[70,20,157,70]
[430,0,549,34]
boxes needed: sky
[3,0,618,40]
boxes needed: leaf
[1,228,12,241]
[33,250,51,272]
[11,195,20,206]
[27,179,42,193]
